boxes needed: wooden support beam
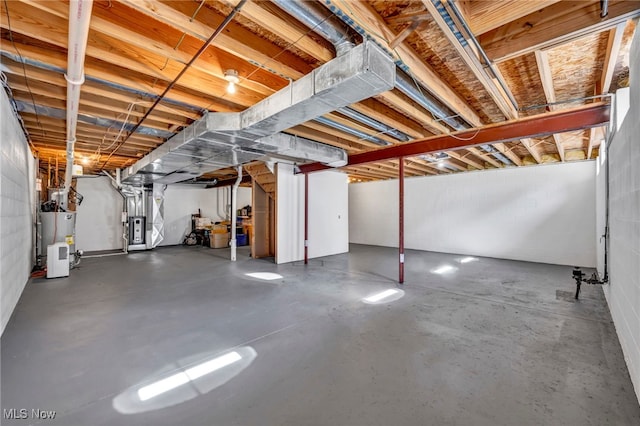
[600,22,627,94]
[466,147,502,168]
[422,0,518,120]
[328,0,484,127]
[587,126,606,159]
[380,91,451,134]
[493,143,523,166]
[118,0,308,80]
[298,103,610,173]
[2,60,201,120]
[389,19,424,49]
[463,0,563,35]
[520,138,543,164]
[1,2,265,106]
[350,99,431,139]
[324,113,400,146]
[1,40,237,113]
[535,50,565,161]
[225,0,334,62]
[480,0,640,62]
[21,0,280,97]
[446,150,484,170]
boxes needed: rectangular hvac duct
[122,41,395,184]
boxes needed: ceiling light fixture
[224,69,239,94]
[81,156,90,165]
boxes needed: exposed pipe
[230,165,243,262]
[399,157,405,284]
[272,0,355,56]
[103,0,248,168]
[0,51,203,113]
[338,107,410,141]
[314,116,391,146]
[281,1,512,166]
[440,0,519,111]
[304,172,309,265]
[601,0,609,18]
[64,0,94,199]
[13,100,172,138]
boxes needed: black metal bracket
[572,267,607,299]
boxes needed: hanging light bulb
[82,156,90,165]
[224,69,239,94]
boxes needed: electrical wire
[100,0,249,169]
[204,8,338,110]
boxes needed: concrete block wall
[1,88,35,335]
[350,161,596,267]
[604,30,640,403]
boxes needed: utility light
[224,69,239,94]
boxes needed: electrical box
[47,243,70,278]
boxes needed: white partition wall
[76,176,125,252]
[308,171,349,259]
[1,88,35,335]
[276,165,348,264]
[350,161,596,267]
[276,163,304,264]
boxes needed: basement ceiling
[1,0,637,183]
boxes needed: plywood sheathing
[547,31,609,105]
[370,0,506,125]
[497,53,547,116]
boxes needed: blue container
[236,234,248,246]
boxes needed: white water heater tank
[47,243,70,278]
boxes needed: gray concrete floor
[2,244,639,425]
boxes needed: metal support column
[399,157,405,284]
[304,172,309,264]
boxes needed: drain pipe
[230,165,242,262]
[63,0,94,204]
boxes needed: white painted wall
[162,185,251,246]
[1,88,35,335]
[603,31,640,404]
[275,163,304,264]
[75,176,124,252]
[308,170,349,259]
[350,161,596,267]
[595,143,607,277]
[276,165,348,264]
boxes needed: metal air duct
[122,41,394,184]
